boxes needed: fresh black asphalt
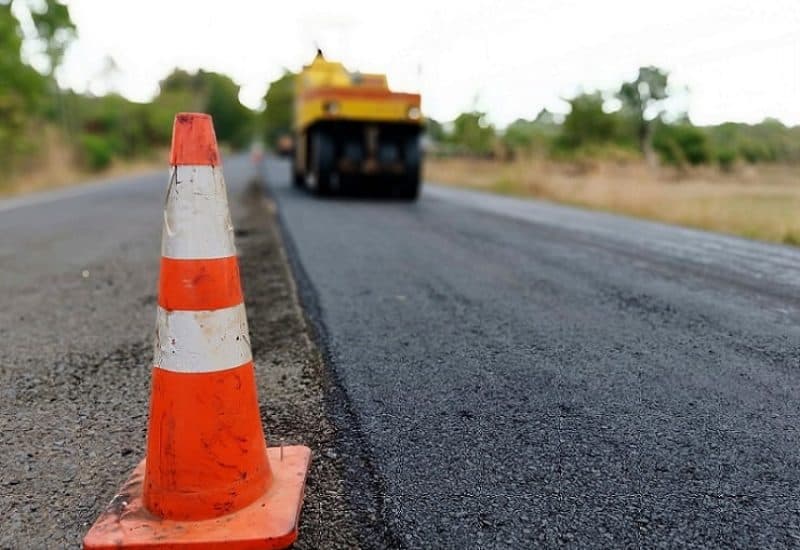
[265,156,800,548]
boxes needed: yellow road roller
[293,51,423,199]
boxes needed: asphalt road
[1,165,169,547]
[4,155,800,548]
[0,161,254,546]
[265,157,800,548]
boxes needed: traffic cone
[83,113,311,549]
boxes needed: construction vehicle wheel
[395,177,420,201]
[292,167,304,188]
[308,129,335,196]
[396,135,421,201]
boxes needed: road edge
[263,180,407,550]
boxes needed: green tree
[154,69,255,149]
[504,119,535,151]
[451,111,495,156]
[27,0,77,75]
[704,118,800,165]
[617,66,669,162]
[160,69,206,98]
[653,122,711,167]
[558,92,621,150]
[204,71,253,148]
[0,4,46,107]
[425,118,447,142]
[19,0,77,133]
[503,109,560,153]
[262,71,295,147]
[0,0,74,171]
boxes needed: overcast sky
[57,0,800,127]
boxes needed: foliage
[204,72,254,148]
[425,118,447,142]
[262,71,295,146]
[449,111,496,156]
[715,148,737,172]
[157,69,255,148]
[79,133,114,171]
[502,110,559,153]
[0,1,66,170]
[706,119,800,164]
[27,0,77,75]
[427,66,800,170]
[653,123,711,166]
[556,92,626,151]
[617,66,670,157]
[63,92,163,163]
[3,5,800,187]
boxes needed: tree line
[1,0,256,178]
[3,0,798,184]
[427,67,800,169]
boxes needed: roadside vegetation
[426,158,800,245]
[426,67,800,168]
[256,65,800,246]
[422,67,800,245]
[4,1,799,246]
[1,0,257,196]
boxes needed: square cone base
[83,445,311,550]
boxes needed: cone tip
[170,112,220,166]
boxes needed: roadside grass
[425,156,800,245]
[0,129,167,198]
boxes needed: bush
[707,120,800,164]
[653,124,711,166]
[503,113,560,154]
[716,148,737,171]
[79,134,114,171]
[450,111,496,156]
[558,93,622,150]
[739,140,775,163]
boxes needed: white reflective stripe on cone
[161,165,236,260]
[154,303,252,373]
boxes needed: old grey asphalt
[0,157,365,549]
[0,159,252,547]
[265,156,800,549]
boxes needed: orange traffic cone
[83,113,311,549]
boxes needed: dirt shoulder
[234,182,362,548]
[1,137,167,199]
[426,157,800,246]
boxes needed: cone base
[83,445,311,550]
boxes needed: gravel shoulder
[235,181,360,548]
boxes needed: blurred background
[2,0,799,241]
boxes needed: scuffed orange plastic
[158,256,243,311]
[143,362,271,520]
[83,446,311,550]
[169,113,221,166]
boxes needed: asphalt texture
[265,156,800,549]
[0,157,359,548]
